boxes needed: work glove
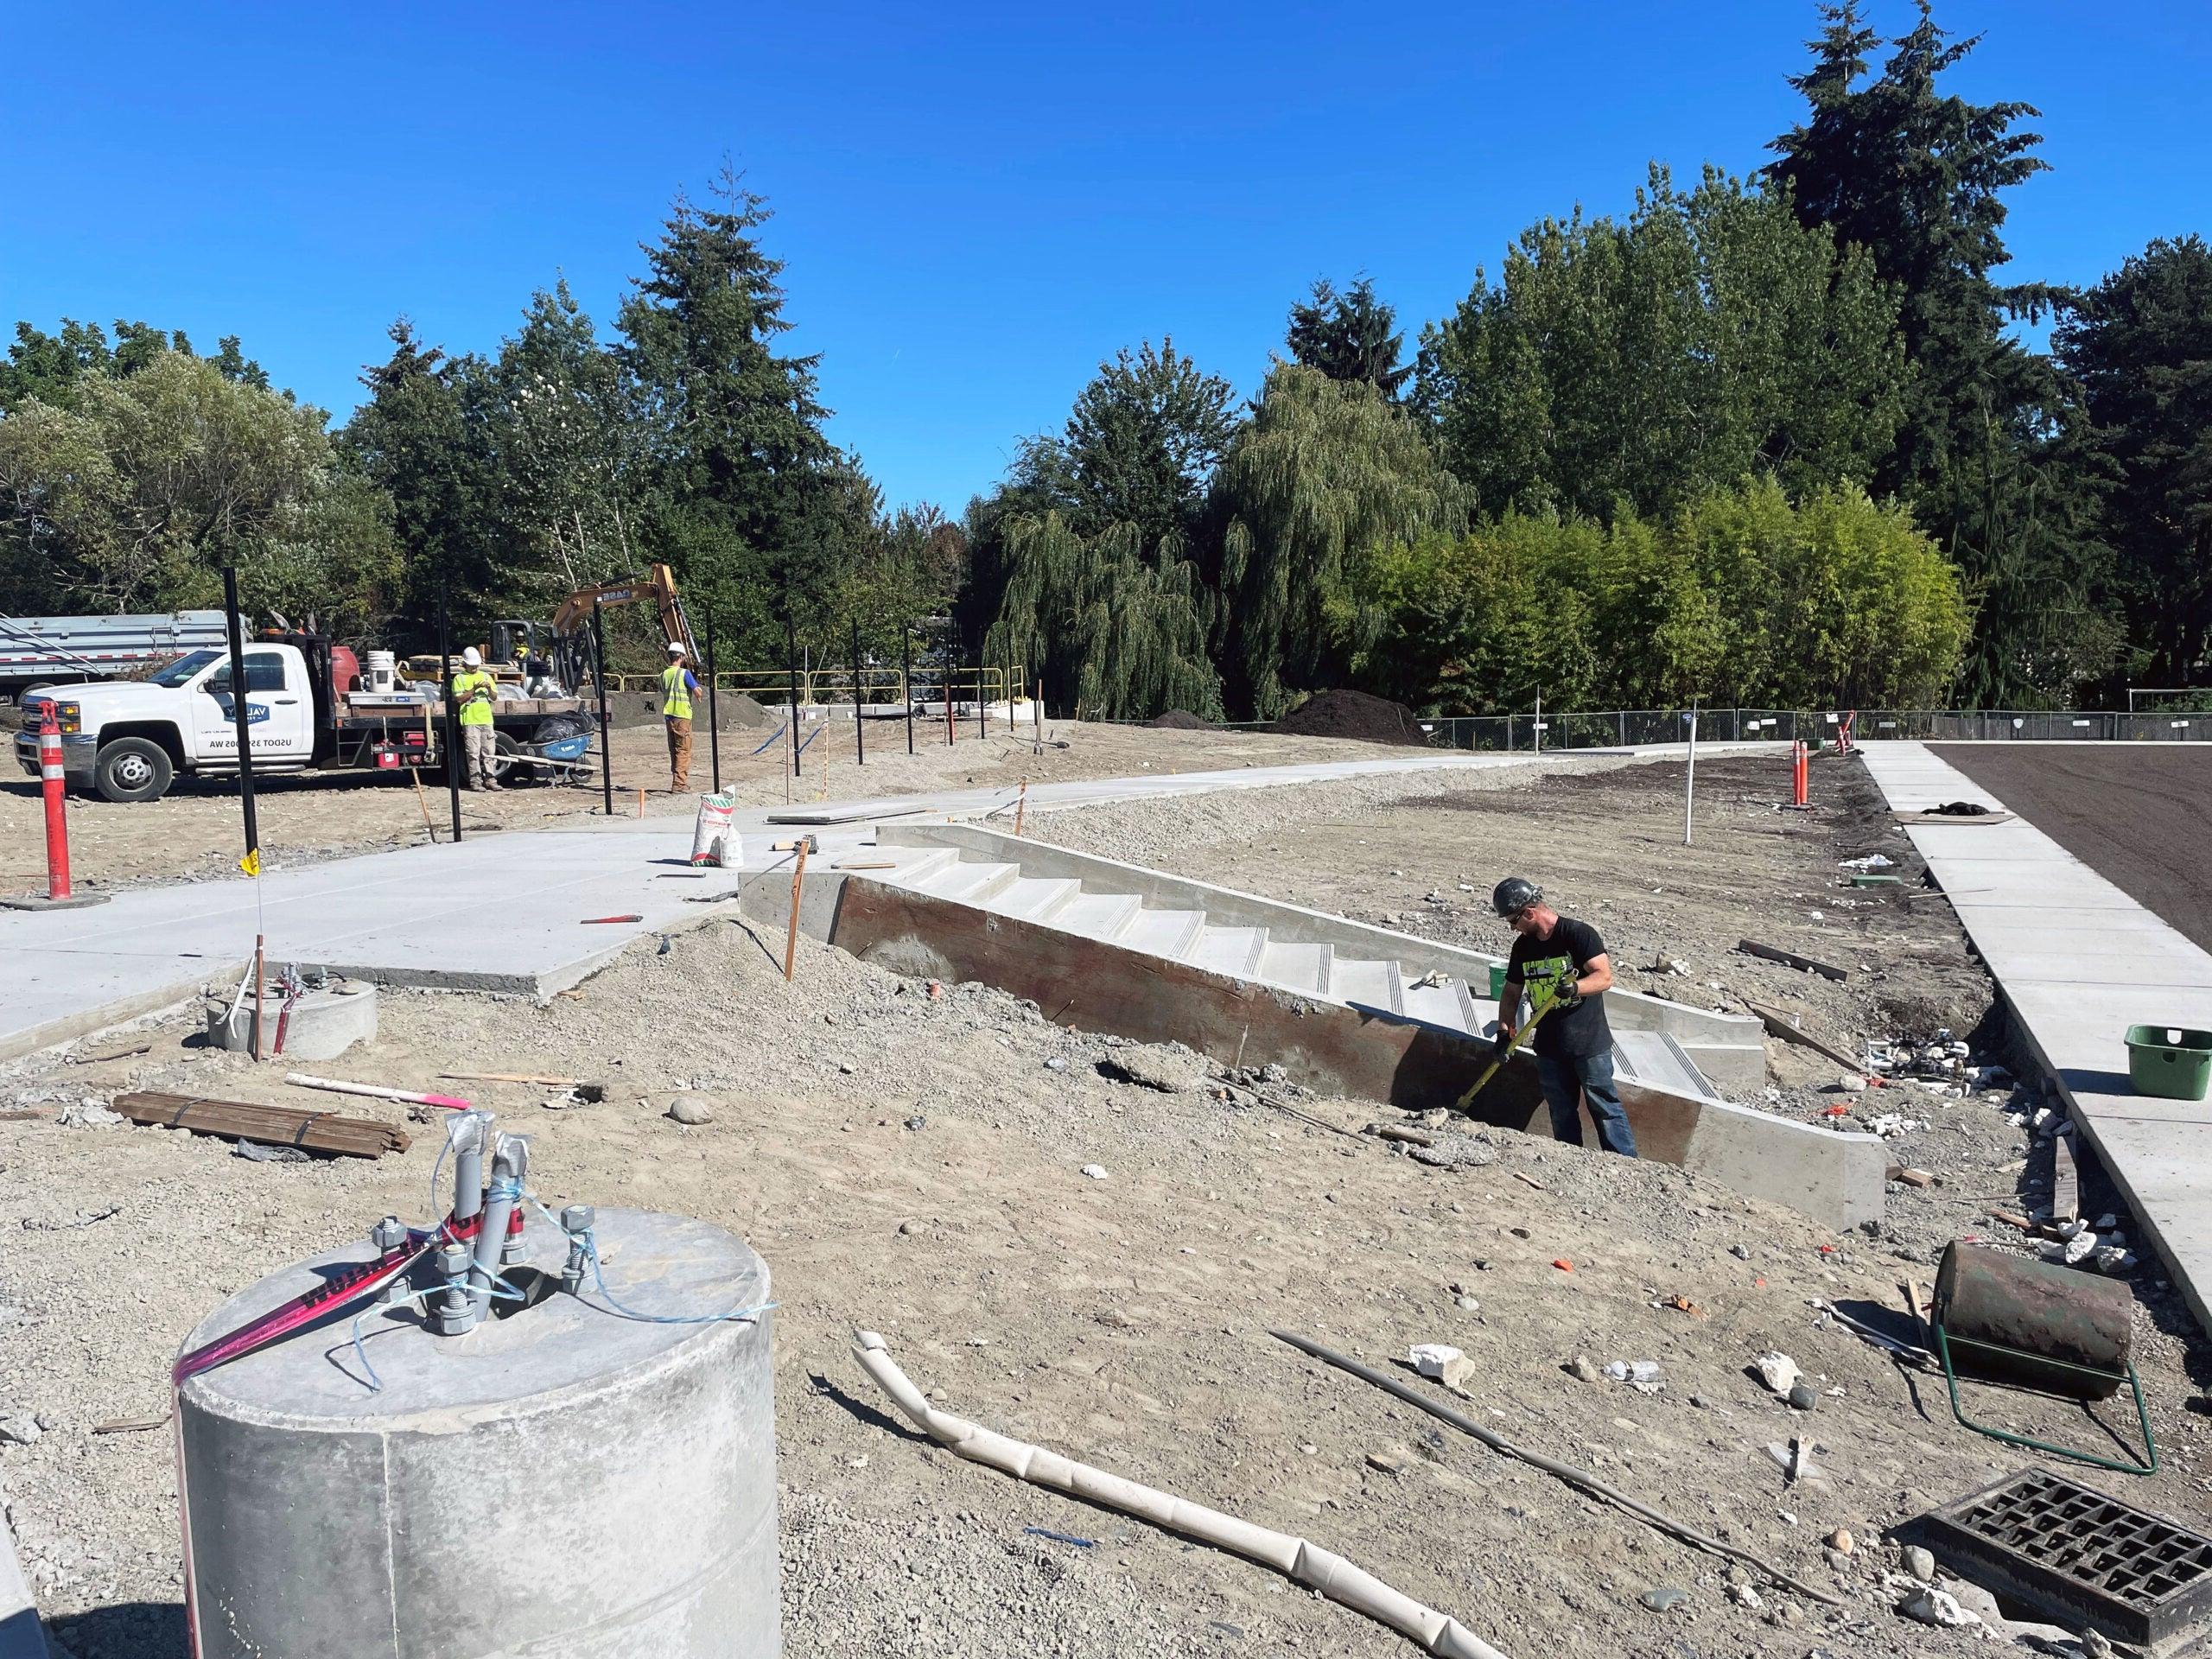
[1491,1027,1515,1058]
[1546,978,1582,1009]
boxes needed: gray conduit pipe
[852,1329,1512,1659]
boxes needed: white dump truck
[13,633,594,802]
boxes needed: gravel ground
[3,749,2209,1659]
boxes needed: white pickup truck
[14,635,593,802]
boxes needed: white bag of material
[690,791,740,868]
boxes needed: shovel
[1453,979,1568,1111]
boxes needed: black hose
[1269,1328,1843,1607]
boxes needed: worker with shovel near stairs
[1486,877,1639,1158]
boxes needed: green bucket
[2125,1025,2212,1102]
[1488,962,1510,999]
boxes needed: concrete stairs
[867,839,1726,1103]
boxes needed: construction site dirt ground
[0,715,1427,892]
[5,750,2210,1659]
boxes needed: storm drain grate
[1921,1466,2212,1649]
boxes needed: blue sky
[3,2,2203,513]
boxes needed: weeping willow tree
[1214,365,1466,717]
[983,512,1224,720]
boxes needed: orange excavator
[490,564,699,694]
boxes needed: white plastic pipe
[852,1330,1510,1659]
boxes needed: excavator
[487,564,699,696]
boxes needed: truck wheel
[94,737,175,803]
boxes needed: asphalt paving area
[1930,745,2212,954]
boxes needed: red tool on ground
[1791,741,1809,808]
[581,913,644,925]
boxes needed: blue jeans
[1536,1052,1638,1157]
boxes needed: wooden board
[112,1092,409,1159]
[2052,1132,2080,1223]
[1737,938,1849,982]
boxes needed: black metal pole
[704,608,721,794]
[1006,655,1015,734]
[976,662,986,741]
[591,597,613,816]
[786,614,803,779]
[435,582,464,842]
[852,618,865,767]
[219,567,263,863]
[901,621,914,755]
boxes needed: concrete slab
[1859,742,2212,1336]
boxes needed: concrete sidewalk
[5,742,1780,1064]
[1859,741,2212,1336]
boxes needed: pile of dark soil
[1268,688,1430,746]
[1144,709,1217,730]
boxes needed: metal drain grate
[1921,1467,2212,1649]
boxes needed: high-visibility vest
[661,664,693,720]
[453,670,496,728]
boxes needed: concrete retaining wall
[877,823,1769,1091]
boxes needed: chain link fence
[1414,709,2212,750]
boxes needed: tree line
[2,4,2206,712]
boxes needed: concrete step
[985,875,1081,923]
[881,847,961,888]
[1614,1029,1721,1103]
[1399,974,1467,1029]
[1053,890,1144,942]
[1121,906,1206,958]
[1258,938,1332,994]
[920,860,1020,904]
[1186,924,1268,977]
[1329,955,1403,1014]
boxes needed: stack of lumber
[111,1091,410,1159]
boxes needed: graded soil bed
[1932,743,2212,954]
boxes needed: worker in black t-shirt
[1491,877,1639,1158]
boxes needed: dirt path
[4,752,2209,1659]
[1932,744,2212,954]
[0,718,1427,893]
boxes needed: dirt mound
[1269,688,1430,746]
[718,691,772,728]
[1144,709,1216,729]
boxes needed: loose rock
[666,1096,715,1125]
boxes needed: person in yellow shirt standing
[453,646,500,791]
[661,640,699,792]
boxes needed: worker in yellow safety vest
[453,646,500,791]
[661,640,700,792]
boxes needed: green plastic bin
[2125,1025,2212,1102]
[1488,962,1510,999]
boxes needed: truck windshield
[149,649,223,688]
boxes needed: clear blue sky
[3,2,2203,514]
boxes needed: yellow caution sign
[238,849,262,877]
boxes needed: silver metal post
[1683,697,1700,846]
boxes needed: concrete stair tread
[1052,891,1144,941]
[880,847,961,887]
[1186,924,1267,977]
[919,860,1020,902]
[1121,907,1205,958]
[985,875,1080,921]
[1330,955,1403,1014]
[1258,938,1331,994]
[1400,976,1468,1029]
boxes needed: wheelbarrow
[493,730,596,788]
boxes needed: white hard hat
[666,640,686,655]
[461,647,482,667]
